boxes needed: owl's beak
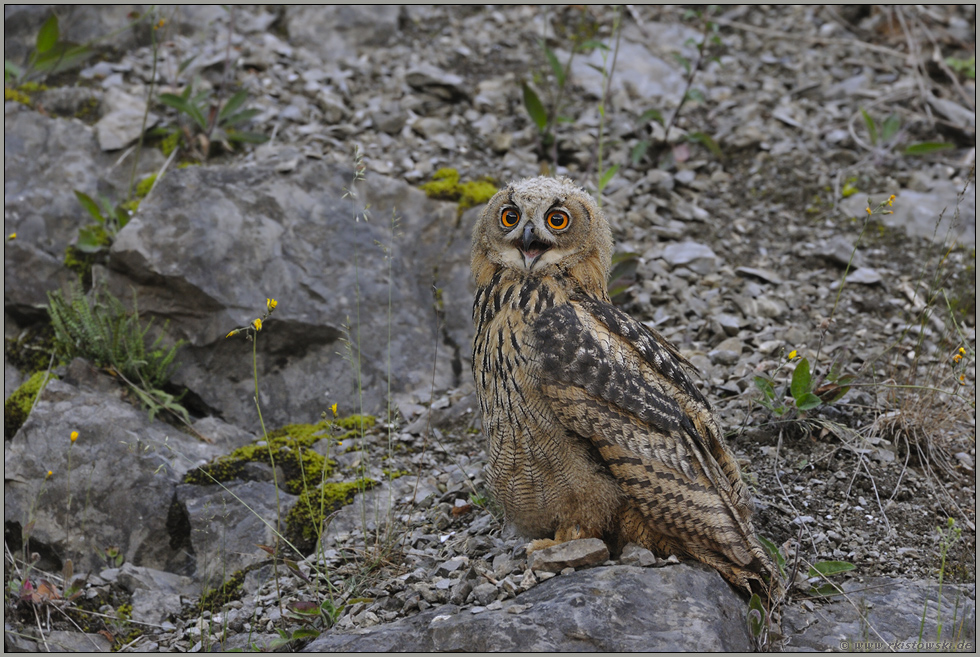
[519,224,551,269]
[522,225,536,253]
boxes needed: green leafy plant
[72,190,133,254]
[758,535,788,580]
[746,592,767,639]
[47,280,188,422]
[753,355,854,419]
[759,534,855,598]
[3,13,93,85]
[633,7,724,167]
[858,107,954,157]
[157,81,268,159]
[944,54,975,80]
[268,597,344,647]
[805,560,856,597]
[522,8,607,169]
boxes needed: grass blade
[860,108,877,146]
[903,142,955,156]
[598,163,619,190]
[36,14,59,54]
[880,113,901,142]
[73,190,105,224]
[218,89,249,123]
[543,45,565,87]
[159,92,208,131]
[522,82,548,132]
[638,108,663,125]
[808,560,856,578]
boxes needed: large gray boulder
[783,577,976,651]
[303,563,756,652]
[4,110,162,315]
[106,161,472,429]
[4,111,112,313]
[3,361,239,576]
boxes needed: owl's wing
[531,294,770,577]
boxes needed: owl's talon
[525,538,559,555]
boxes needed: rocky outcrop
[303,563,757,652]
[105,161,471,428]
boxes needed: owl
[470,176,778,597]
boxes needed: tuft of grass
[47,280,188,423]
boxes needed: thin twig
[660,27,707,146]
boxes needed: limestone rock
[528,538,610,573]
[304,564,755,652]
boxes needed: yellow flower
[960,374,966,385]
[267,298,278,313]
[865,207,872,215]
[887,194,896,206]
[959,347,966,355]
[70,431,78,443]
[787,350,798,360]
[226,328,241,338]
[7,232,15,240]
[330,402,338,417]
[46,470,53,478]
[252,318,262,331]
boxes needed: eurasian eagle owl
[470,176,778,596]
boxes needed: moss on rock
[420,168,497,214]
[4,371,57,440]
[184,415,379,553]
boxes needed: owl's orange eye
[501,208,520,228]
[547,210,569,231]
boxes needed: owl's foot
[525,538,559,554]
[525,524,591,555]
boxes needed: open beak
[518,224,551,269]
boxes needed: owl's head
[471,176,613,295]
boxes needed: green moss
[64,243,106,287]
[4,87,32,106]
[286,478,376,546]
[135,174,158,198]
[72,97,100,123]
[420,168,497,215]
[333,414,376,432]
[184,416,379,553]
[17,82,48,93]
[419,168,461,200]
[160,131,182,157]
[117,174,159,214]
[4,325,56,373]
[4,371,56,439]
[198,569,246,611]
[457,179,497,210]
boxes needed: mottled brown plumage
[470,176,779,597]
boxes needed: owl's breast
[471,274,607,535]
